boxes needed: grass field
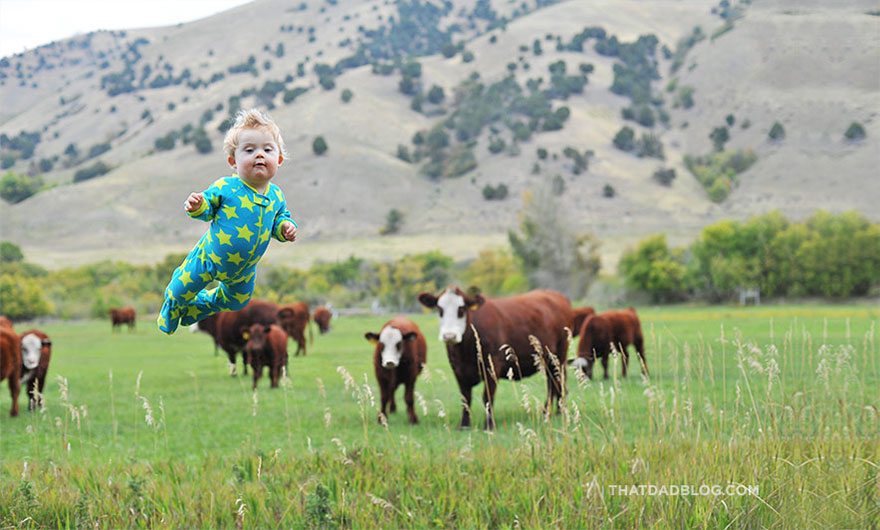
[1,305,877,528]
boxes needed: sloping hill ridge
[0,0,877,271]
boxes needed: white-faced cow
[418,286,573,430]
[364,316,427,425]
[19,329,52,411]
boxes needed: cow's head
[365,325,418,369]
[21,333,49,370]
[418,286,485,344]
[242,324,271,351]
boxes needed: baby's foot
[157,299,180,335]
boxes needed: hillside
[1,0,878,272]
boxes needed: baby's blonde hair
[223,108,287,158]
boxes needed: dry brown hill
[1,0,877,272]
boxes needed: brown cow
[418,286,573,430]
[19,329,52,411]
[277,302,311,356]
[0,316,13,329]
[313,306,332,334]
[572,308,647,380]
[191,299,279,375]
[242,324,289,389]
[1,326,22,417]
[364,316,427,425]
[110,307,136,331]
[572,306,595,337]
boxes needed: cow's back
[471,290,572,375]
[216,300,279,351]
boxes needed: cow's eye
[438,307,444,317]
[457,306,465,318]
[396,342,402,350]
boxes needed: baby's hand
[184,193,204,212]
[281,221,297,242]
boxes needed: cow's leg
[252,362,262,389]
[404,379,418,425]
[601,353,610,380]
[378,383,389,423]
[270,362,280,388]
[635,334,648,375]
[458,384,473,430]
[481,378,498,431]
[224,348,238,376]
[9,377,20,417]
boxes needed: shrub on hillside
[73,161,111,183]
[0,170,42,203]
[684,149,757,202]
[613,126,636,151]
[768,121,785,141]
[844,122,866,141]
[653,167,676,186]
[312,136,328,155]
[482,183,508,200]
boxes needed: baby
[157,108,297,335]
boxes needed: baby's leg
[157,256,212,334]
[179,268,257,326]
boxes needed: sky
[0,0,255,58]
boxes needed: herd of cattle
[0,286,647,430]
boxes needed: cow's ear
[402,332,418,342]
[466,293,485,311]
[42,339,52,346]
[240,326,250,340]
[417,292,438,308]
[364,332,379,344]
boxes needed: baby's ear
[278,154,284,166]
[227,155,236,168]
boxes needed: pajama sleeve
[272,189,296,242]
[187,178,225,221]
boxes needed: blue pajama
[157,175,294,334]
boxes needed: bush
[844,122,866,141]
[613,126,635,151]
[340,88,353,103]
[379,209,403,235]
[482,183,508,200]
[488,137,506,154]
[312,136,328,155]
[653,167,676,186]
[684,149,756,203]
[0,170,42,203]
[73,161,111,183]
[619,234,688,302]
[603,184,616,198]
[768,121,785,141]
[0,273,53,320]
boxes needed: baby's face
[228,127,283,190]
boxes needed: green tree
[0,241,24,263]
[613,126,635,151]
[709,126,729,152]
[312,136,328,155]
[844,122,866,141]
[380,209,403,235]
[768,121,785,141]
[462,249,526,296]
[0,273,53,320]
[619,235,688,302]
[0,170,42,203]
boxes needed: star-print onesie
[157,175,295,334]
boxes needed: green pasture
[1,304,877,528]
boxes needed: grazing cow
[191,299,279,375]
[277,302,311,356]
[572,306,595,337]
[364,316,427,425]
[109,307,136,331]
[19,329,52,411]
[0,327,22,417]
[242,324,289,389]
[418,286,573,430]
[572,308,647,380]
[0,316,13,329]
[313,306,332,334]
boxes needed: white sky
[0,0,255,58]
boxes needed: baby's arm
[184,193,204,213]
[280,221,297,242]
